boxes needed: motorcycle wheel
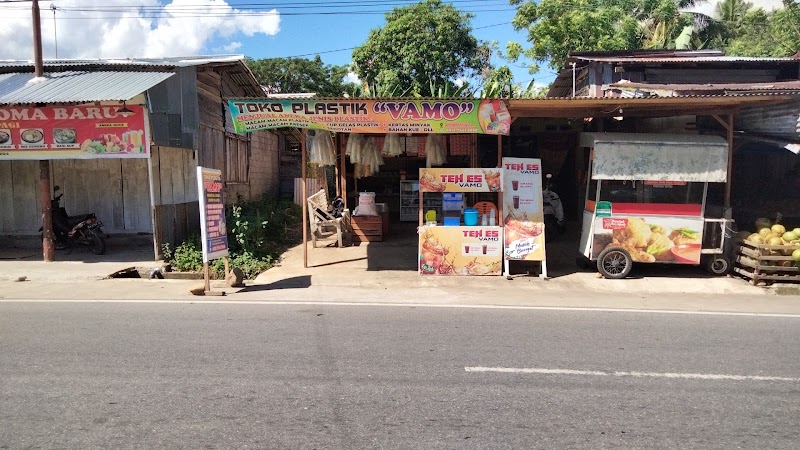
[87,229,106,255]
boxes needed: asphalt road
[1,301,799,449]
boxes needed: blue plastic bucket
[463,208,479,226]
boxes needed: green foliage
[351,0,491,97]
[162,197,302,280]
[161,236,204,273]
[508,0,713,72]
[245,56,352,97]
[726,2,800,57]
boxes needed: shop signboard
[228,99,512,135]
[197,167,229,262]
[419,226,503,276]
[418,168,503,193]
[0,105,148,160]
[591,215,704,264]
[502,157,545,261]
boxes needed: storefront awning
[581,133,729,182]
[0,71,174,104]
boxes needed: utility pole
[32,0,54,261]
[50,4,58,58]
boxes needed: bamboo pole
[497,134,503,224]
[301,131,308,269]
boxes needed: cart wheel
[704,255,731,276]
[597,246,632,279]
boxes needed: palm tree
[715,0,754,43]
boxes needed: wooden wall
[195,66,281,204]
[0,159,151,235]
[149,145,200,252]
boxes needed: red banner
[0,105,148,160]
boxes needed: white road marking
[465,366,800,382]
[1,299,800,318]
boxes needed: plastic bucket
[463,208,479,226]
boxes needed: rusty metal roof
[567,50,799,64]
[0,55,245,71]
[0,71,174,104]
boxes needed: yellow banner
[419,168,503,193]
[419,226,503,276]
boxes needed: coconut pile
[740,217,800,267]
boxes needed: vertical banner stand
[197,166,230,296]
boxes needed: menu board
[0,105,148,160]
[418,168,503,193]
[502,157,546,261]
[197,167,229,262]
[419,226,503,276]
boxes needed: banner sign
[419,226,503,276]
[0,105,148,160]
[228,99,511,135]
[502,157,545,261]
[418,168,503,193]
[591,215,704,264]
[197,167,229,262]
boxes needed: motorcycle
[40,186,106,255]
[543,174,565,240]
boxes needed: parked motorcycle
[40,186,106,255]
[543,174,565,240]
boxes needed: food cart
[578,133,736,279]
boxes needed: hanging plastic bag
[347,133,364,164]
[425,134,446,168]
[383,134,403,156]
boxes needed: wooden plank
[122,159,151,231]
[11,161,40,232]
[150,146,163,206]
[159,147,176,205]
[0,161,14,232]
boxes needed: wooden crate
[733,239,800,285]
[351,215,383,242]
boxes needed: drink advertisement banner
[197,167,229,262]
[502,157,545,261]
[591,215,704,264]
[418,168,503,193]
[419,226,503,276]
[228,99,511,135]
[0,105,148,160]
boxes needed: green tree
[508,0,711,72]
[245,56,352,97]
[351,0,491,97]
[726,1,800,56]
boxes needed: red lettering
[526,164,539,170]
[505,163,523,170]
[466,175,482,183]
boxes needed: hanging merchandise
[307,129,336,166]
[346,133,364,164]
[425,134,447,168]
[382,134,404,156]
[355,137,386,178]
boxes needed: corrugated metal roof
[574,56,798,63]
[608,81,800,91]
[0,71,174,104]
[0,55,244,70]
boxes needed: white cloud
[686,0,784,18]
[221,41,242,53]
[344,71,360,84]
[0,0,280,60]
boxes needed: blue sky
[0,0,554,88]
[1,0,780,89]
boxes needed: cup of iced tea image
[464,245,470,254]
[513,195,520,209]
[482,245,488,255]
[511,180,519,191]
